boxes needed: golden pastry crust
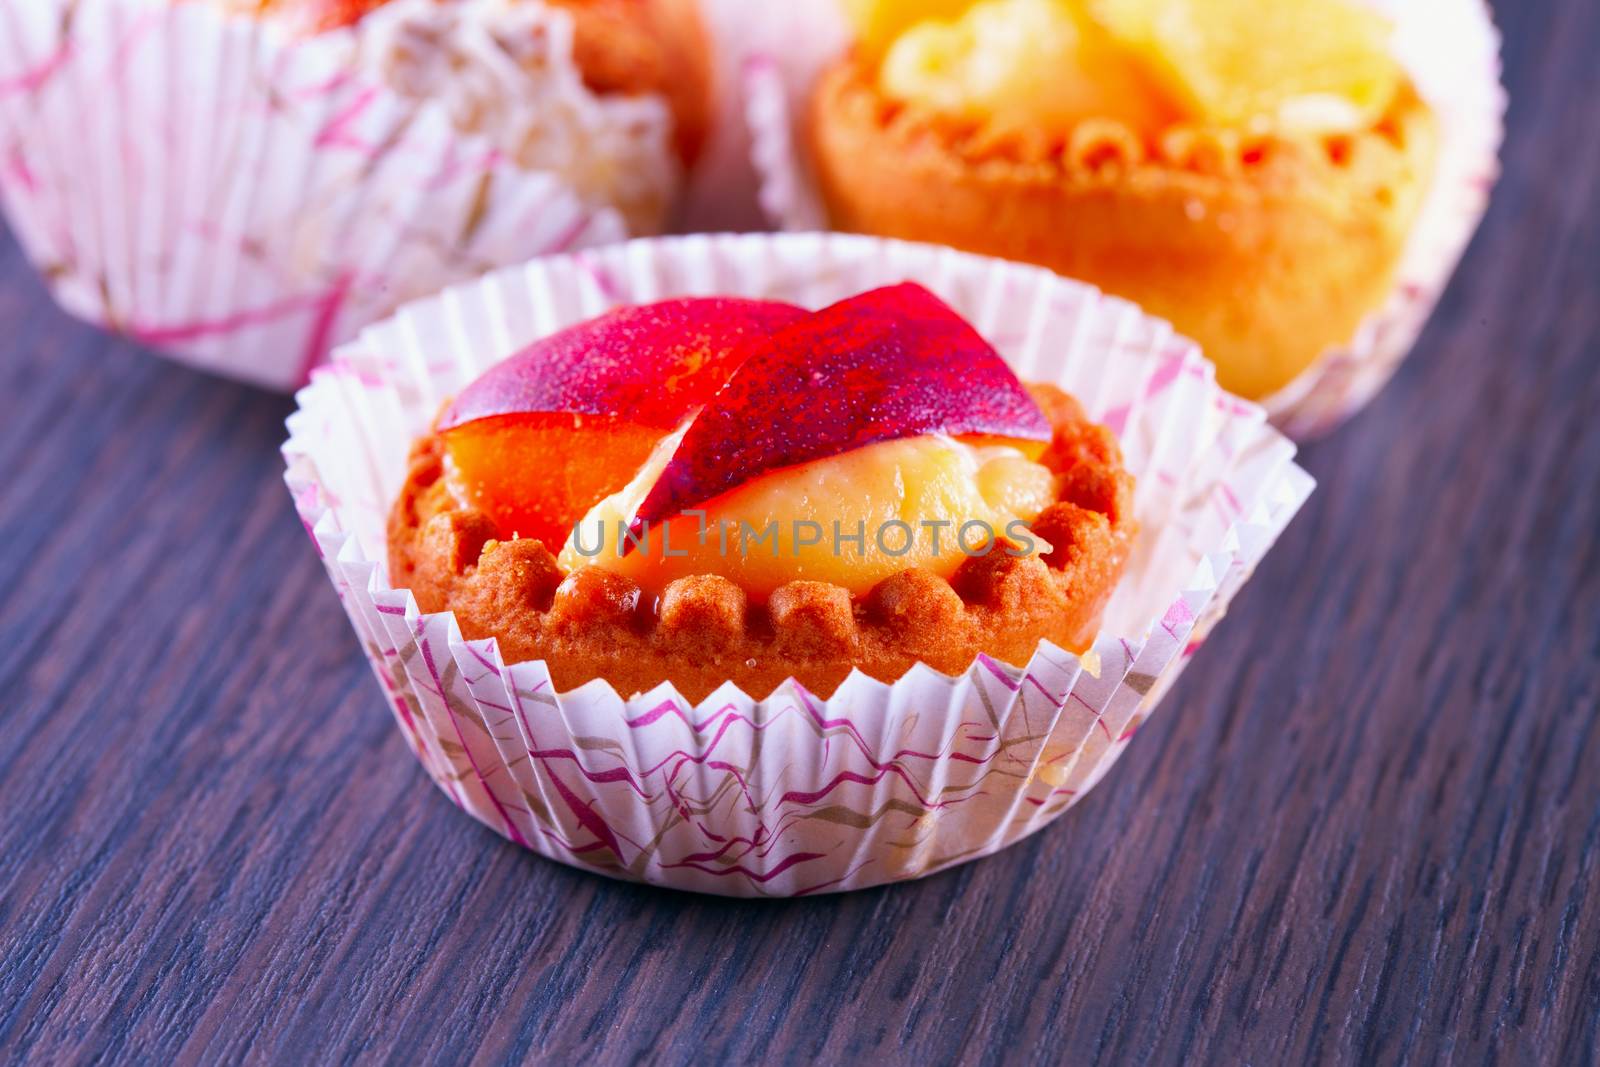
[388,384,1136,702]
[807,58,1440,400]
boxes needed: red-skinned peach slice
[440,297,805,432]
[440,297,805,549]
[442,414,665,551]
[629,283,1050,531]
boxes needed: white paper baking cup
[741,0,1505,439]
[0,0,683,390]
[283,232,1313,896]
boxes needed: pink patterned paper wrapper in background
[0,0,686,390]
[282,233,1314,897]
[739,0,1506,440]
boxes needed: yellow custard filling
[880,0,1176,137]
[862,0,1404,136]
[561,434,1057,600]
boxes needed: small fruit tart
[809,0,1440,401]
[388,284,1136,702]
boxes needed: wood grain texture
[0,1,1596,1063]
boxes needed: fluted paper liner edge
[283,232,1313,896]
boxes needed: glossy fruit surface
[628,283,1052,531]
[565,435,1057,599]
[880,0,1175,136]
[1092,0,1402,128]
[841,0,975,60]
[440,298,804,549]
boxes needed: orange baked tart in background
[388,283,1136,702]
[808,0,1441,401]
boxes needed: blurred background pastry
[807,0,1441,402]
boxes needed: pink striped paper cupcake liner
[283,233,1312,896]
[0,0,682,389]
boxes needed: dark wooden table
[2,2,1597,1063]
